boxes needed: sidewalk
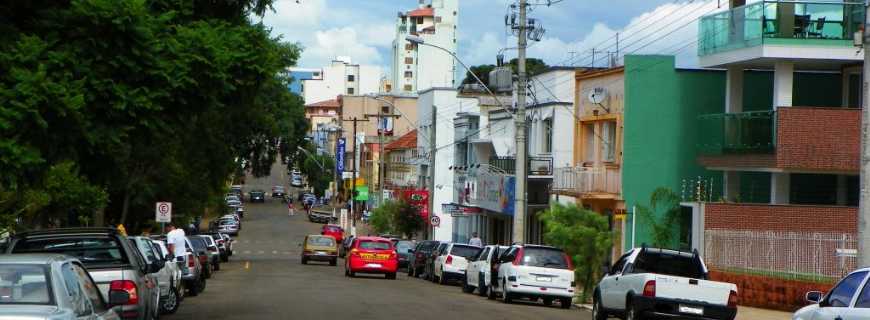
[575,304,791,320]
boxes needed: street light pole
[858,0,870,266]
[512,0,529,244]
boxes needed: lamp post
[297,146,326,172]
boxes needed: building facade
[300,57,383,105]
[391,0,458,94]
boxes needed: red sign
[402,189,430,222]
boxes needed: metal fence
[704,229,855,282]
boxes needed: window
[347,88,354,95]
[583,123,595,162]
[829,271,868,307]
[435,16,442,23]
[520,247,571,269]
[358,240,391,250]
[385,84,392,92]
[610,252,630,275]
[12,237,128,268]
[477,247,491,261]
[404,71,413,78]
[415,17,423,24]
[347,75,355,82]
[450,245,481,259]
[542,118,552,153]
[72,263,106,313]
[0,265,52,305]
[403,84,413,91]
[61,263,90,316]
[300,83,304,93]
[313,71,320,77]
[405,43,415,50]
[602,121,616,162]
[633,251,707,279]
[405,57,414,64]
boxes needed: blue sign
[336,138,346,173]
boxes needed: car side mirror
[108,290,130,306]
[806,291,824,304]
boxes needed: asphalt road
[166,164,592,320]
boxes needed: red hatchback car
[321,224,344,243]
[345,236,398,279]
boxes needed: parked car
[344,237,398,279]
[149,239,184,314]
[793,268,870,320]
[230,185,243,196]
[0,254,124,319]
[216,217,240,236]
[340,236,356,258]
[194,235,222,271]
[408,240,441,278]
[229,204,245,219]
[593,247,738,319]
[432,243,481,285]
[249,190,266,203]
[147,235,205,297]
[291,174,303,187]
[7,228,163,320]
[490,244,575,309]
[301,235,338,266]
[308,211,333,224]
[425,242,449,281]
[187,237,214,279]
[130,236,182,315]
[464,245,510,296]
[320,224,344,244]
[392,240,415,269]
[272,186,286,198]
[224,194,240,203]
[203,232,231,262]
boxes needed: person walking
[468,232,483,247]
[165,223,187,268]
[288,197,295,216]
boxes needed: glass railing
[698,110,776,155]
[699,1,864,56]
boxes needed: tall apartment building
[391,0,458,94]
[293,57,383,105]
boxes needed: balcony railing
[698,110,776,155]
[699,1,864,56]
[552,166,621,196]
[489,156,553,176]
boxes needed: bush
[368,199,424,238]
[539,203,612,303]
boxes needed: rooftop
[305,99,340,108]
[408,7,434,17]
[386,129,417,150]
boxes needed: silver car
[217,218,240,236]
[129,237,182,315]
[0,254,122,319]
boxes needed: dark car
[249,190,266,203]
[203,232,230,262]
[272,186,285,198]
[408,240,441,278]
[188,236,214,279]
[392,240,415,269]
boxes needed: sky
[261,0,724,72]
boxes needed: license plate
[365,263,382,268]
[679,305,703,315]
[360,253,389,260]
[536,276,552,282]
[315,251,327,255]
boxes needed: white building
[294,57,383,105]
[417,87,478,241]
[391,0,458,94]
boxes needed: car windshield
[219,219,237,226]
[418,241,439,251]
[308,237,335,246]
[395,241,413,253]
[323,226,341,233]
[633,251,706,279]
[189,238,207,251]
[12,237,129,268]
[520,247,570,269]
[0,265,52,305]
[358,241,391,250]
[131,239,159,263]
[450,245,481,259]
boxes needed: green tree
[369,200,398,235]
[459,58,549,90]
[635,187,682,249]
[460,64,495,88]
[393,200,424,238]
[539,203,612,302]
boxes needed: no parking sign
[155,202,172,223]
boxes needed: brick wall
[704,203,856,234]
[776,107,860,172]
[709,270,833,312]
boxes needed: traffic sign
[155,202,172,223]
[430,215,440,227]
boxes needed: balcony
[489,156,553,176]
[697,107,860,172]
[698,1,863,67]
[552,166,621,198]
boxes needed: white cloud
[463,32,502,66]
[302,27,384,66]
[358,23,396,48]
[262,0,325,30]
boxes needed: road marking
[243,250,251,254]
[283,251,291,255]
[258,250,264,254]
[272,250,278,254]
[244,261,250,270]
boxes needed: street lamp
[297,146,326,172]
[404,35,507,109]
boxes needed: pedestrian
[468,232,483,247]
[165,223,187,268]
[288,199,295,216]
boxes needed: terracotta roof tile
[408,7,434,17]
[386,130,417,150]
[305,99,340,108]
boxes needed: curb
[575,303,593,310]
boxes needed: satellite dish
[587,87,607,105]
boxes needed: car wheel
[187,280,200,297]
[626,300,638,320]
[501,280,513,303]
[559,297,572,309]
[543,297,553,306]
[478,274,488,297]
[349,271,356,277]
[162,285,180,314]
[592,294,607,320]
[462,273,474,293]
[386,273,396,280]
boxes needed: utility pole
[342,117,369,232]
[858,0,870,267]
[428,106,437,240]
[513,0,528,244]
[365,107,402,206]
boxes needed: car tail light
[512,248,524,266]
[727,290,738,308]
[350,248,360,257]
[562,252,574,270]
[642,280,656,297]
[109,280,138,305]
[446,255,453,265]
[187,256,195,268]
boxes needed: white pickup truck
[593,247,738,320]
